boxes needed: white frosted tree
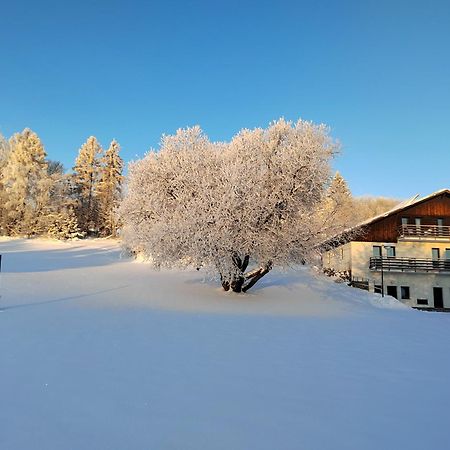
[0,134,11,233]
[120,119,340,292]
[318,171,354,237]
[97,139,124,236]
[2,129,50,235]
[43,160,84,239]
[73,136,102,233]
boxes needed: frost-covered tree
[120,119,340,292]
[46,207,84,240]
[352,196,401,224]
[0,134,11,233]
[47,159,65,176]
[97,139,124,236]
[1,129,50,235]
[73,136,102,233]
[43,159,84,239]
[318,171,354,236]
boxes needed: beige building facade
[323,190,450,309]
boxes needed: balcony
[399,224,450,241]
[369,257,450,273]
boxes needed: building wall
[368,272,450,308]
[338,240,450,308]
[324,242,352,273]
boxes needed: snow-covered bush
[120,119,341,292]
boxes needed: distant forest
[0,129,123,239]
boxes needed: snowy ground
[1,238,449,450]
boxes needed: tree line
[0,129,123,239]
[0,120,400,292]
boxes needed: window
[415,218,421,226]
[437,218,443,227]
[417,298,428,306]
[445,249,450,269]
[401,217,409,225]
[374,285,382,294]
[432,248,440,268]
[386,246,396,258]
[387,285,398,299]
[401,286,410,300]
[373,246,382,257]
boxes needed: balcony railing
[399,224,450,239]
[369,257,450,273]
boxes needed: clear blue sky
[1,0,449,198]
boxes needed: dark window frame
[373,246,382,258]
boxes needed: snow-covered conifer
[318,171,354,237]
[0,134,12,233]
[47,207,84,240]
[2,129,50,235]
[97,139,124,236]
[73,136,103,233]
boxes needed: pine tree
[2,129,50,235]
[47,207,84,240]
[0,134,11,234]
[97,139,124,236]
[73,136,103,234]
[328,171,352,208]
[319,171,354,236]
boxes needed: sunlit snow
[0,238,449,450]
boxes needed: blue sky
[1,0,449,198]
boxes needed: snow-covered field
[1,238,449,450]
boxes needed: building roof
[355,188,450,229]
[322,189,450,249]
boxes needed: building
[323,189,450,309]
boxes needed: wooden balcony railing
[399,224,450,239]
[369,257,450,273]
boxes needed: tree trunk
[220,257,273,293]
[242,261,272,292]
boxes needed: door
[433,287,444,309]
[387,285,398,299]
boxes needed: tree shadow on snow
[0,243,127,273]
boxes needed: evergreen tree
[97,139,124,236]
[320,171,354,233]
[2,129,50,235]
[47,207,84,240]
[329,171,352,208]
[73,136,103,233]
[0,134,11,233]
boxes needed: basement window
[417,298,428,306]
[374,285,382,294]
